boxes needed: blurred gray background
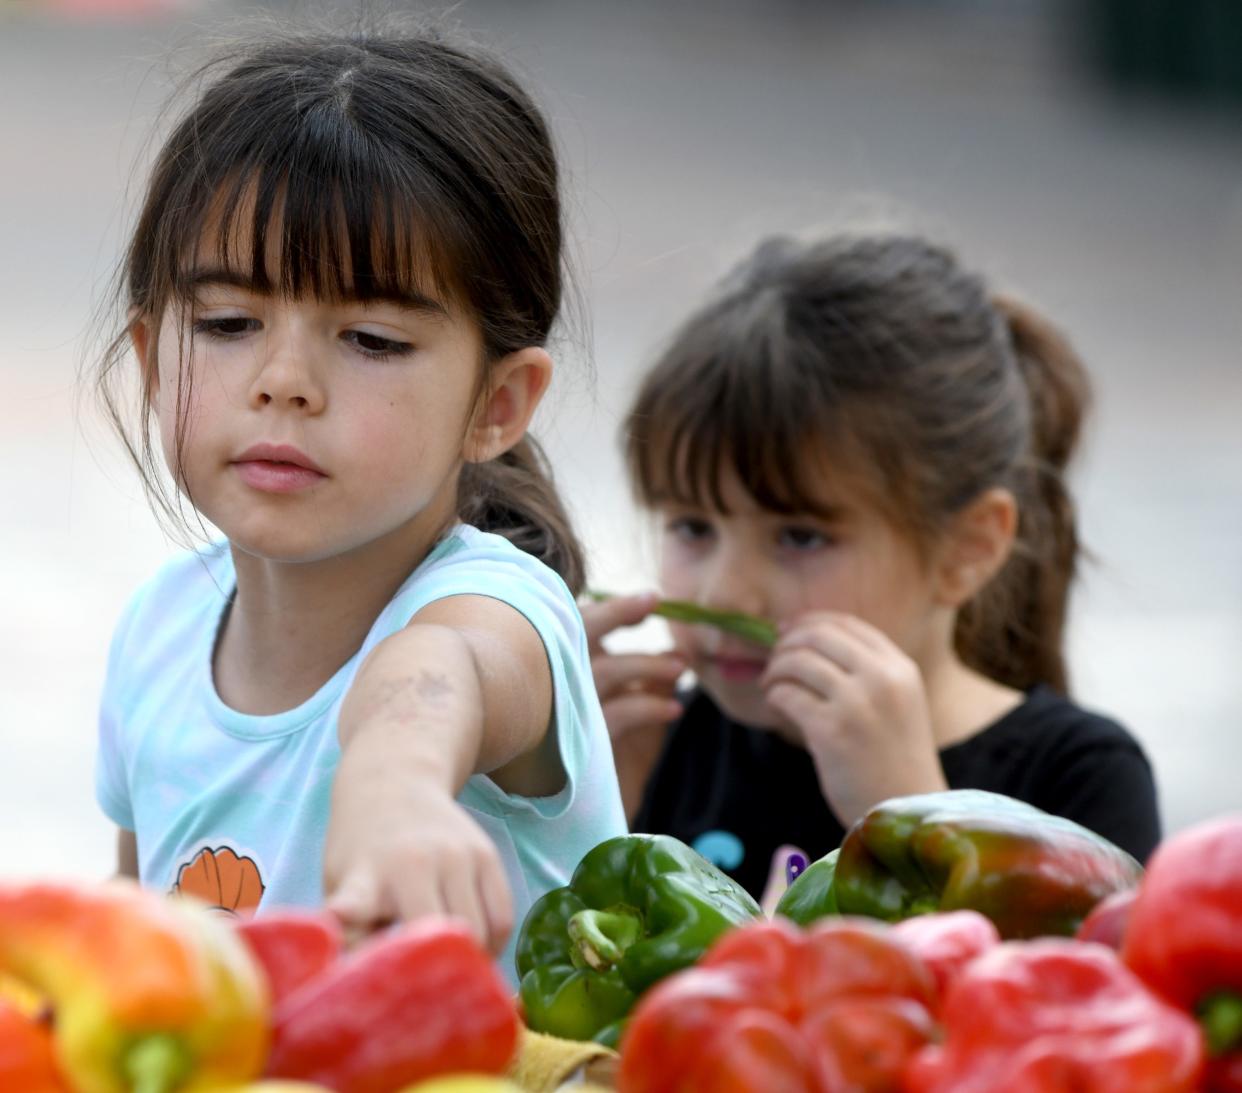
[2,0,1239,881]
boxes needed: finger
[759,844,810,917]
[766,679,832,730]
[593,651,685,698]
[790,610,890,652]
[324,870,393,943]
[436,855,491,948]
[603,692,685,740]
[477,855,515,957]
[388,866,449,928]
[762,645,853,697]
[776,620,869,672]
[581,592,660,650]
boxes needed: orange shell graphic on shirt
[172,846,265,916]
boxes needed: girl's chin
[701,681,804,746]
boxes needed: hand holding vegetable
[760,611,946,828]
[581,593,686,820]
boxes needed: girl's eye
[778,525,831,551]
[666,515,715,543]
[342,330,414,359]
[192,316,258,338]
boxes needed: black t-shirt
[632,684,1161,900]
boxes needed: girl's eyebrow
[186,267,450,318]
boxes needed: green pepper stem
[568,908,643,972]
[1200,991,1242,1058]
[587,592,778,648]
[125,1033,192,1093]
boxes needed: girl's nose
[698,545,767,621]
[248,328,325,414]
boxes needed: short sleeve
[372,529,599,819]
[94,592,144,831]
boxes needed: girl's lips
[233,460,326,493]
[708,654,767,684]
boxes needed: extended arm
[324,594,556,951]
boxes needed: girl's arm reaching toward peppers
[325,594,557,955]
[761,611,947,829]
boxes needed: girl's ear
[934,487,1018,607]
[129,314,159,407]
[463,347,553,463]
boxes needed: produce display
[0,793,1237,1092]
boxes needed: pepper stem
[568,908,643,972]
[124,1033,192,1093]
[1199,991,1242,1058]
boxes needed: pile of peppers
[1,798,1238,1093]
[0,882,520,1093]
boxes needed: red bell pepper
[0,996,68,1091]
[233,910,342,1008]
[618,918,937,1093]
[1121,814,1242,1092]
[904,939,1204,1092]
[890,911,999,1011]
[265,917,519,1093]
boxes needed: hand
[582,593,686,821]
[323,773,513,956]
[760,612,946,828]
[759,843,809,918]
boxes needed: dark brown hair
[94,25,585,591]
[625,234,1091,693]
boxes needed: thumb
[324,870,390,947]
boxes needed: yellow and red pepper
[0,879,269,1093]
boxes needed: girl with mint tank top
[91,26,625,976]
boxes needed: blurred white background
[1,0,1239,880]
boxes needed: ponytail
[457,436,587,595]
[954,295,1092,694]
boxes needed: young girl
[91,28,626,974]
[586,232,1160,901]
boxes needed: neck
[214,505,458,715]
[919,639,1024,750]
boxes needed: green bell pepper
[831,789,1144,939]
[774,847,840,926]
[514,834,762,1043]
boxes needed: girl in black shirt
[585,233,1159,903]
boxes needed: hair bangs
[630,322,850,518]
[159,112,460,313]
